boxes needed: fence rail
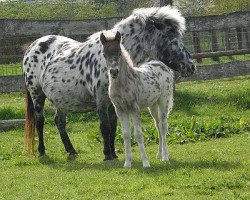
[0,11,250,93]
[0,11,249,63]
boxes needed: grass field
[0,76,249,199]
[0,132,249,199]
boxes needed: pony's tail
[24,85,35,157]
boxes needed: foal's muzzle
[110,68,119,78]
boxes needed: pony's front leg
[108,104,118,159]
[55,110,78,157]
[131,111,150,168]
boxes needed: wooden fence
[0,11,249,61]
[0,11,250,130]
[0,11,250,93]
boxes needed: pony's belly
[42,82,95,113]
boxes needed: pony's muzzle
[110,68,119,78]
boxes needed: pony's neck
[113,24,151,65]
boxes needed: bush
[0,0,119,20]
[175,0,249,16]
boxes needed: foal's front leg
[131,111,150,168]
[119,114,132,167]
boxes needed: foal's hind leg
[54,110,77,157]
[148,104,162,159]
[108,104,118,159]
[158,99,171,161]
[131,111,150,168]
[33,94,46,157]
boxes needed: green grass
[198,54,250,66]
[0,63,22,76]
[0,131,249,199]
[0,76,249,199]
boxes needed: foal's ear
[100,33,107,44]
[115,31,121,43]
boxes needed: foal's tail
[24,85,35,156]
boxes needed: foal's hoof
[124,162,131,168]
[143,161,151,168]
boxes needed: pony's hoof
[38,152,46,157]
[103,155,114,161]
[68,153,78,160]
[112,153,119,159]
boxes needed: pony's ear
[100,33,107,44]
[115,31,121,43]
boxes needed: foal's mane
[120,44,134,68]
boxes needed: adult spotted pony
[23,6,196,160]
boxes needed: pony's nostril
[110,69,119,76]
[191,64,196,71]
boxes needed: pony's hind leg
[131,111,150,168]
[54,110,77,157]
[97,103,113,161]
[33,94,46,157]
[148,104,162,159]
[108,104,118,159]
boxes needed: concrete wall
[1,61,249,93]
[0,11,249,38]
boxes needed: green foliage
[176,0,249,16]
[205,0,250,15]
[1,76,249,146]
[0,0,119,20]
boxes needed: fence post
[192,31,202,63]
[0,31,3,56]
[160,0,173,6]
[243,28,250,49]
[236,27,243,50]
[211,29,219,61]
[224,29,233,60]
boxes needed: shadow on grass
[174,89,248,116]
[31,155,242,176]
